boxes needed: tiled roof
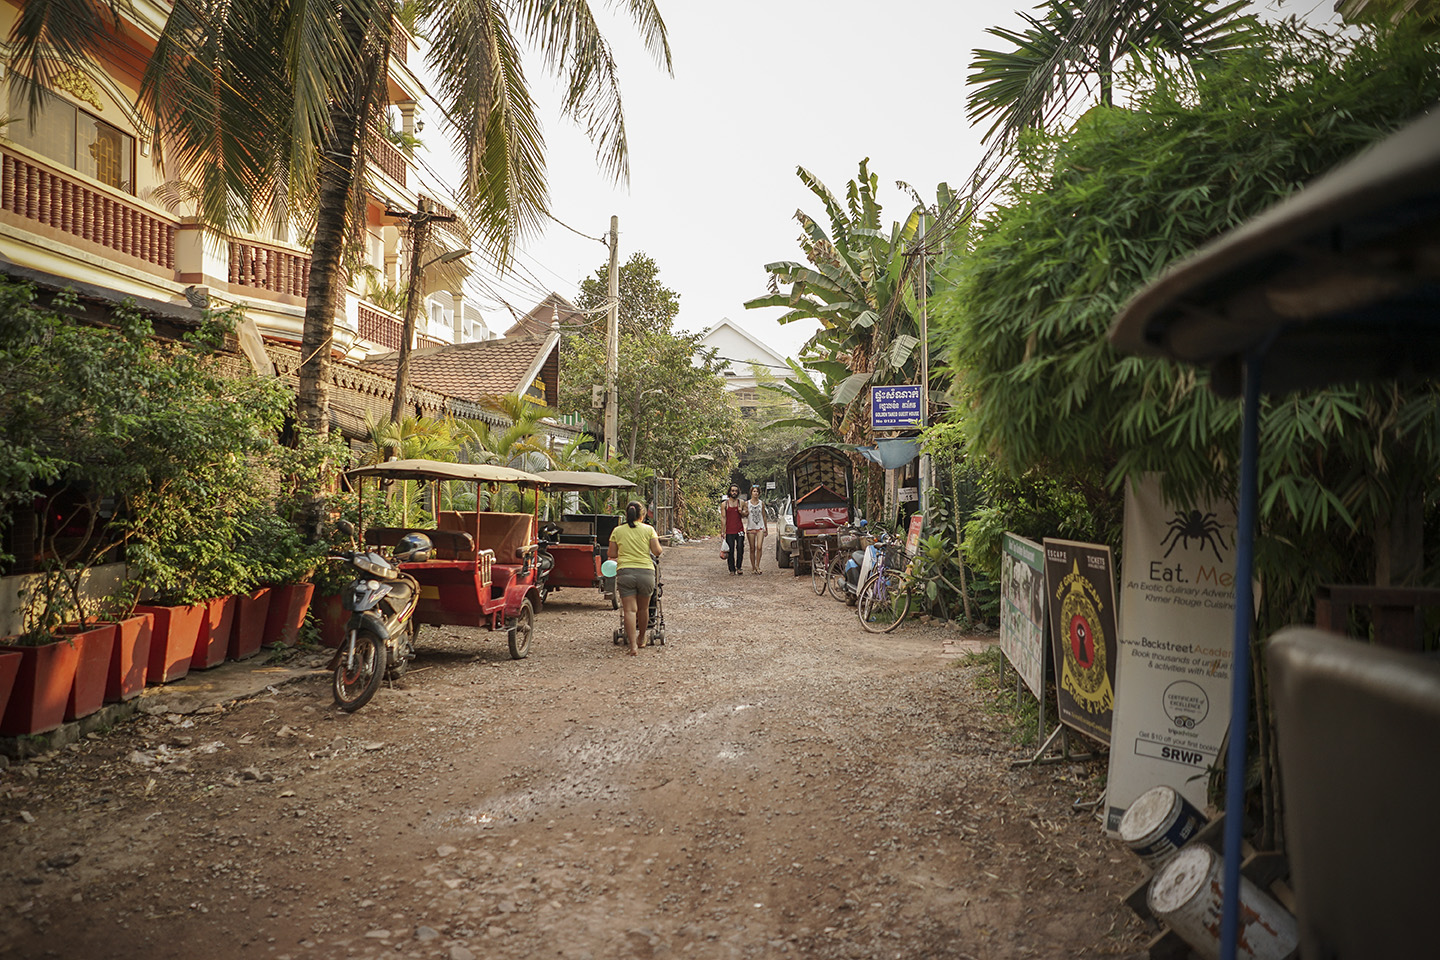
[504,292,584,338]
[360,334,558,405]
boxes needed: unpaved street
[1,541,1147,959]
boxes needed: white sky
[454,0,1340,359]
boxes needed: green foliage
[562,252,745,532]
[0,280,313,626]
[935,21,1440,623]
[966,0,1256,146]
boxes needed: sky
[453,1,1340,359]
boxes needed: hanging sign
[870,384,922,430]
[1043,538,1120,746]
[1000,533,1047,698]
[1104,475,1237,836]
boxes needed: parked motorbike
[328,532,430,712]
[827,521,871,605]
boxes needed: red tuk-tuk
[346,459,550,659]
[534,470,636,609]
[785,445,855,573]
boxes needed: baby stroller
[612,557,667,647]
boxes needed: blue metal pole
[1221,354,1262,960]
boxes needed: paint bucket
[1148,843,1298,960]
[1119,785,1207,869]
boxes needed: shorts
[616,566,656,599]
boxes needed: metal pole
[604,215,620,460]
[391,198,431,425]
[1220,353,1263,960]
[918,215,931,519]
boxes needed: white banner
[1000,533,1046,698]
[1104,475,1237,836]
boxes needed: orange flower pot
[0,639,81,735]
[263,583,314,646]
[134,603,204,684]
[103,613,153,701]
[229,587,272,661]
[59,623,116,722]
[192,595,236,669]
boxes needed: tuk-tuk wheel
[507,599,534,660]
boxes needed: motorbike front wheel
[334,627,387,711]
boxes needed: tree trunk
[296,26,385,538]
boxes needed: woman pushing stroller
[608,499,663,656]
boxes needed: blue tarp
[855,438,921,469]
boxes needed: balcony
[228,239,310,299]
[358,301,451,352]
[0,144,176,274]
[368,130,408,189]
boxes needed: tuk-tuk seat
[566,513,620,546]
[555,519,595,544]
[439,511,535,563]
[364,527,475,561]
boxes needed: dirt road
[1,540,1148,959]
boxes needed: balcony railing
[228,240,310,298]
[368,131,407,188]
[0,146,176,270]
[359,301,404,351]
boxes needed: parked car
[775,496,796,568]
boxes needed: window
[6,87,134,194]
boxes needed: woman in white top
[743,485,767,574]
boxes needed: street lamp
[423,248,471,270]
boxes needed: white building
[695,319,793,418]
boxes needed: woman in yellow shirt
[608,500,663,656]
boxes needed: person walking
[720,485,745,575]
[608,499,663,656]
[744,485,767,574]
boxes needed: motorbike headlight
[367,580,380,591]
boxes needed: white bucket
[1148,844,1298,960]
[1119,784,1207,869]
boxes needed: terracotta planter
[134,603,204,684]
[263,582,314,646]
[59,623,116,722]
[192,595,237,669]
[315,593,347,649]
[229,587,272,661]
[102,613,153,702]
[0,651,22,730]
[0,639,82,735]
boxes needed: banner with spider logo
[1103,474,1238,837]
[1042,538,1120,747]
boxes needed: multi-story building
[0,2,494,382]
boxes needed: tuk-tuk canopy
[347,459,549,485]
[535,470,636,490]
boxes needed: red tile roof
[360,334,558,405]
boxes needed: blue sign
[870,384,922,430]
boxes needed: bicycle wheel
[857,567,910,633]
[827,554,849,602]
[811,547,830,595]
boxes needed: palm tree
[758,359,842,444]
[8,0,672,454]
[966,0,1254,147]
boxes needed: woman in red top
[721,485,745,575]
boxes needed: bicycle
[857,535,969,633]
[856,533,910,632]
[807,517,841,596]
[826,522,867,603]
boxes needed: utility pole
[604,215,619,460]
[388,197,456,424]
[917,214,932,521]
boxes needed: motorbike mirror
[335,519,356,538]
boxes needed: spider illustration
[1160,510,1228,562]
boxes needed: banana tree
[744,160,966,516]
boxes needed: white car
[775,496,797,568]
